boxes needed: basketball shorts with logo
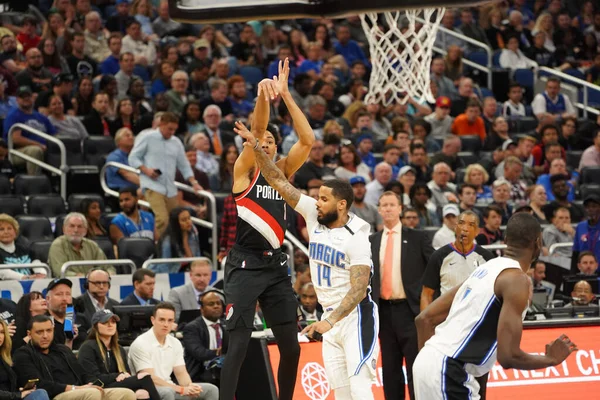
[413,345,481,400]
[322,300,380,389]
[223,244,299,330]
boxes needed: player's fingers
[279,59,283,75]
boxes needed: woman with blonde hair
[464,164,493,201]
[0,214,47,280]
[444,45,465,85]
[323,120,344,138]
[0,318,50,399]
[532,12,555,52]
[527,184,547,223]
[78,310,161,399]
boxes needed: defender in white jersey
[234,123,379,400]
[413,213,577,400]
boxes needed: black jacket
[13,342,96,398]
[83,109,114,137]
[0,358,20,400]
[74,293,120,325]
[119,293,160,306]
[77,339,130,385]
[181,316,227,382]
[370,227,434,316]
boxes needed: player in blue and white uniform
[413,213,578,399]
[235,123,379,400]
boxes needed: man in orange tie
[370,191,434,400]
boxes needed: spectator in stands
[3,86,56,175]
[529,261,546,290]
[532,78,577,123]
[483,116,510,151]
[78,310,161,399]
[168,258,213,319]
[490,178,513,225]
[451,99,486,142]
[430,58,458,99]
[537,158,575,202]
[444,46,466,87]
[526,30,552,67]
[190,132,219,177]
[74,268,119,324]
[425,96,453,139]
[230,24,261,67]
[432,203,460,250]
[48,212,112,277]
[573,193,600,275]
[299,283,321,324]
[0,214,47,280]
[115,52,137,99]
[464,163,492,201]
[83,92,113,137]
[175,145,211,216]
[0,140,15,178]
[122,19,156,68]
[153,1,185,38]
[458,8,490,48]
[155,208,201,273]
[475,205,503,246]
[0,78,16,121]
[182,290,226,385]
[412,119,440,154]
[100,33,122,76]
[364,162,392,206]
[16,49,52,95]
[554,10,583,49]
[208,144,238,193]
[409,142,432,184]
[0,35,24,74]
[289,73,312,111]
[334,24,368,67]
[14,314,136,400]
[227,76,253,120]
[166,70,191,115]
[496,135,536,178]
[502,82,526,119]
[542,206,574,272]
[577,252,598,276]
[35,72,74,116]
[66,32,98,79]
[334,143,371,182]
[349,176,381,233]
[544,174,585,223]
[427,162,458,210]
[499,35,538,70]
[458,183,479,216]
[485,7,506,50]
[410,183,440,228]
[13,291,46,351]
[527,184,548,223]
[0,317,50,400]
[436,10,467,52]
[450,77,476,117]
[501,156,528,204]
[72,77,94,117]
[293,139,335,189]
[106,0,131,33]
[110,188,155,244]
[110,98,138,133]
[297,42,324,80]
[83,12,110,63]
[128,303,218,399]
[106,128,140,190]
[80,198,108,239]
[430,135,464,172]
[292,263,312,298]
[382,144,402,179]
[579,128,600,169]
[200,79,234,125]
[45,278,89,350]
[47,95,89,140]
[531,124,563,167]
[129,112,201,236]
[176,101,204,139]
[397,165,416,206]
[121,269,159,306]
[401,207,420,229]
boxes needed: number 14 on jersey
[316,263,332,287]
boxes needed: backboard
[169,0,490,24]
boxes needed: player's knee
[349,370,375,400]
[334,385,352,400]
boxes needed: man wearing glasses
[75,268,119,323]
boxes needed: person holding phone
[78,310,161,400]
[0,318,49,399]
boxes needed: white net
[359,8,445,106]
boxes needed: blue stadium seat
[492,50,502,67]
[514,69,534,89]
[467,51,488,67]
[239,66,264,93]
[564,68,585,81]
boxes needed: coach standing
[371,191,434,400]
[128,112,202,236]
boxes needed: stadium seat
[492,50,501,67]
[27,195,67,217]
[84,136,116,167]
[46,136,84,167]
[54,214,66,236]
[516,117,537,133]
[0,175,10,194]
[514,69,534,89]
[13,174,52,196]
[16,215,54,241]
[566,151,583,170]
[239,66,264,87]
[467,50,488,67]
[580,184,600,200]
[458,152,478,166]
[459,135,481,154]
[117,237,156,269]
[581,167,600,185]
[0,195,25,216]
[68,193,105,212]
[564,68,585,81]
[94,238,115,260]
[30,240,53,264]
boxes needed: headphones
[198,289,225,309]
[83,268,112,291]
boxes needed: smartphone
[155,169,162,175]
[64,305,75,340]
[23,379,38,390]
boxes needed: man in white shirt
[432,204,459,250]
[502,82,526,118]
[128,302,219,400]
[425,96,454,139]
[531,78,577,123]
[364,162,392,206]
[579,129,600,170]
[122,19,157,67]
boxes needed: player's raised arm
[235,122,301,208]
[415,284,461,350]
[495,270,577,370]
[276,58,315,177]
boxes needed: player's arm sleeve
[294,194,319,230]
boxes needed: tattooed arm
[328,264,371,324]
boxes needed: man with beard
[109,187,155,243]
[0,34,24,74]
[349,175,382,233]
[572,194,600,273]
[15,48,52,94]
[48,212,111,277]
[66,32,98,79]
[83,92,112,136]
[414,213,576,399]
[542,174,585,223]
[45,278,90,350]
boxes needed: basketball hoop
[360,8,445,106]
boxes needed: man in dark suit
[370,191,434,400]
[74,269,120,323]
[120,268,160,306]
[181,290,227,386]
[298,282,322,323]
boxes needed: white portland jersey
[424,257,525,377]
[295,194,373,310]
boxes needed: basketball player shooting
[220,58,315,400]
[412,213,577,399]
[235,122,379,400]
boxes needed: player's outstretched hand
[301,319,333,340]
[257,78,279,100]
[233,121,255,147]
[276,58,290,94]
[545,334,577,365]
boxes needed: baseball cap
[47,278,72,292]
[16,86,32,97]
[349,176,366,186]
[354,133,373,146]
[443,203,460,217]
[53,73,74,86]
[436,96,451,108]
[398,165,416,178]
[502,139,516,151]
[584,193,600,206]
[194,38,210,50]
[91,309,120,325]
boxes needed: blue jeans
[25,389,50,400]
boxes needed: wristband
[253,138,260,150]
[179,387,185,395]
[325,318,334,328]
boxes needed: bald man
[16,48,52,93]
[365,162,393,206]
[565,281,597,307]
